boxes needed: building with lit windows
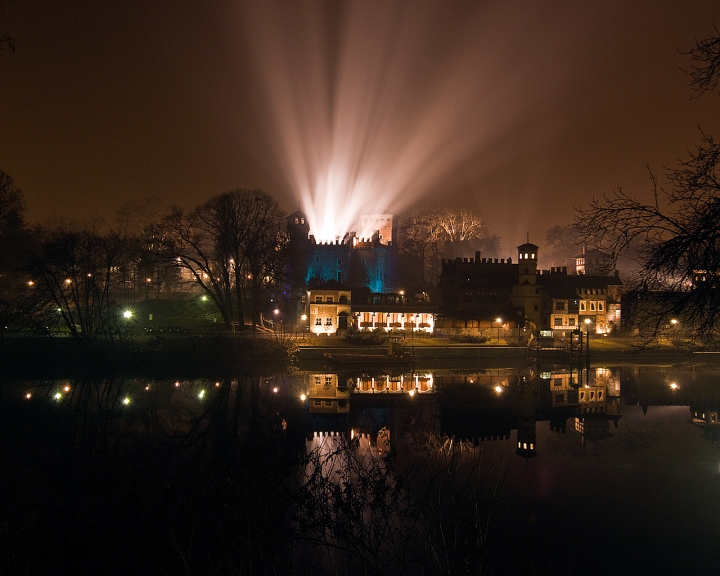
[439,241,622,333]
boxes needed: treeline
[1,170,506,342]
[0,178,289,340]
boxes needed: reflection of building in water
[306,373,350,413]
[296,366,623,459]
[569,367,621,444]
[354,373,433,394]
[691,405,720,441]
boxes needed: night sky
[1,1,718,250]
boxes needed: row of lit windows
[314,295,349,303]
[580,301,604,311]
[314,318,333,325]
[579,287,605,295]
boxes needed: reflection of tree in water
[2,375,566,575]
[295,431,516,575]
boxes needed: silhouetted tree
[159,189,288,331]
[27,224,134,344]
[545,224,582,269]
[400,208,490,291]
[116,197,180,297]
[0,171,37,337]
[576,27,720,342]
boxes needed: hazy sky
[1,0,718,251]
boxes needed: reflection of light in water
[306,431,388,478]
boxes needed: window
[554,317,562,326]
[598,391,603,400]
[598,302,604,311]
[569,318,575,326]
[580,392,585,401]
[325,318,332,325]
[580,302,586,311]
[315,318,322,325]
[315,296,322,303]
[554,378,563,387]
[326,296,333,303]
[590,302,595,311]
[556,301,565,310]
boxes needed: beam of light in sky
[238,1,583,242]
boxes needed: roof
[310,279,351,291]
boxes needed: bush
[344,329,389,345]
[448,333,488,344]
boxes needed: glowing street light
[198,390,206,399]
[300,393,307,401]
[122,397,130,405]
[494,385,503,394]
[122,310,133,319]
[496,317,502,341]
[670,382,679,390]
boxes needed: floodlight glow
[300,393,307,401]
[123,310,132,319]
[122,397,130,405]
[54,392,61,400]
[25,392,32,399]
[198,390,205,399]
[670,383,678,390]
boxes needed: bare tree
[576,28,720,342]
[401,208,489,290]
[545,224,583,269]
[158,189,288,331]
[28,224,134,344]
[683,24,720,95]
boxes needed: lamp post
[496,317,502,341]
[670,318,678,342]
[584,318,592,373]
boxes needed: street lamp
[496,317,502,341]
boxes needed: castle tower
[517,240,539,283]
[512,238,541,330]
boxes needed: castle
[286,211,398,294]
